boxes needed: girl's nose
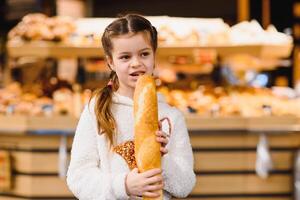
[130,56,142,68]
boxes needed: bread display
[8,13,75,41]
[134,75,162,200]
[0,82,91,117]
[158,86,300,117]
[4,15,297,120]
[1,79,299,118]
[7,15,292,47]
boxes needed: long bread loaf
[134,74,162,200]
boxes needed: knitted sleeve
[66,104,129,200]
[162,109,196,198]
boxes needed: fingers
[160,147,168,154]
[145,183,164,192]
[156,131,169,156]
[156,136,168,145]
[144,174,163,185]
[156,131,169,155]
[142,168,162,178]
[156,130,168,138]
[127,168,164,198]
[143,191,161,198]
[156,131,169,144]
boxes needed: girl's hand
[125,168,164,198]
[156,130,169,156]
[157,117,171,156]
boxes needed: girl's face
[107,31,155,98]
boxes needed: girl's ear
[106,56,114,70]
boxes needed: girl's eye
[119,55,130,60]
[141,52,150,57]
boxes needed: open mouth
[130,71,146,77]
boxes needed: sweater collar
[112,91,166,106]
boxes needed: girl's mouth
[130,71,146,76]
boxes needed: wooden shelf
[0,115,299,134]
[158,44,293,58]
[186,115,300,132]
[7,40,293,59]
[7,41,103,58]
[0,115,78,134]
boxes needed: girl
[67,14,196,200]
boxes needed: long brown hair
[93,14,158,146]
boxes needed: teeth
[131,72,145,76]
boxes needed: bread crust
[134,75,162,200]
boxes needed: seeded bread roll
[134,74,162,200]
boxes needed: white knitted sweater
[66,92,196,200]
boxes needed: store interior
[0,0,300,200]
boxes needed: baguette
[134,74,162,200]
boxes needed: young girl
[67,14,196,200]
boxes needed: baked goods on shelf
[158,86,300,117]
[0,82,91,117]
[8,13,75,42]
[230,20,292,45]
[75,17,292,46]
[148,17,230,46]
[1,80,299,119]
[7,15,292,47]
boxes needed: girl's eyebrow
[117,48,152,55]
[118,52,130,55]
[139,47,151,52]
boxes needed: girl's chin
[127,79,137,88]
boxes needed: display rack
[1,14,298,200]
[186,115,300,132]
[2,39,299,200]
[1,114,299,134]
[3,40,297,133]
[0,115,78,134]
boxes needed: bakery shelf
[185,115,300,132]
[0,115,78,134]
[7,40,293,59]
[186,114,247,131]
[7,41,104,58]
[0,115,299,134]
[158,44,293,58]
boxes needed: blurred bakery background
[1,0,300,199]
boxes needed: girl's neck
[116,88,134,100]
